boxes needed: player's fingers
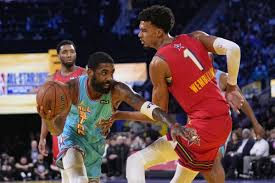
[229,101,240,114]
[46,110,52,119]
[37,105,47,118]
[38,145,48,156]
[41,150,48,156]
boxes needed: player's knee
[127,152,144,168]
[63,148,84,170]
[126,153,146,183]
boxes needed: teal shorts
[56,133,105,179]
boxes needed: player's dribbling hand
[38,138,48,157]
[225,84,244,114]
[171,123,200,145]
[37,105,69,136]
[37,105,56,121]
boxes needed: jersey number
[183,49,204,71]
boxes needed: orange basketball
[36,81,71,117]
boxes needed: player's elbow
[228,43,240,55]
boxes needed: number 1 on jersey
[183,49,204,71]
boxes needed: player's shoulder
[150,56,167,67]
[188,30,209,40]
[77,66,86,72]
[112,81,132,93]
[74,66,87,75]
[149,56,170,75]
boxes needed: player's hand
[225,84,244,114]
[110,111,119,122]
[37,105,68,136]
[37,105,56,121]
[253,123,265,137]
[171,123,200,145]
[38,138,48,157]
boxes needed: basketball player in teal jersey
[37,52,197,183]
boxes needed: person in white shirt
[225,128,255,178]
[243,133,269,175]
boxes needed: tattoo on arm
[115,82,145,110]
[116,82,176,127]
[152,108,176,127]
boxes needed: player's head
[87,52,115,94]
[56,40,77,69]
[138,5,175,48]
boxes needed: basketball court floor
[2,179,275,183]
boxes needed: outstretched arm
[190,31,243,113]
[111,111,153,123]
[114,82,175,127]
[114,82,199,143]
[218,72,265,136]
[190,31,240,86]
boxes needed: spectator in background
[0,155,15,181]
[268,129,275,162]
[144,124,161,141]
[222,131,241,173]
[33,154,49,180]
[29,140,39,164]
[15,156,33,181]
[225,129,255,178]
[116,135,130,177]
[130,136,146,152]
[242,131,269,176]
[106,137,120,177]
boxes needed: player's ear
[156,28,164,38]
[87,68,94,77]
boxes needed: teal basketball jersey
[56,75,113,179]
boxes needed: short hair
[242,128,251,135]
[87,52,114,70]
[138,5,175,33]
[56,40,76,54]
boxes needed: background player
[37,52,196,183]
[38,40,85,181]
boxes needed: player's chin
[102,87,111,93]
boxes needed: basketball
[36,80,71,117]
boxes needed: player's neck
[60,65,77,76]
[155,34,174,50]
[87,79,102,100]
